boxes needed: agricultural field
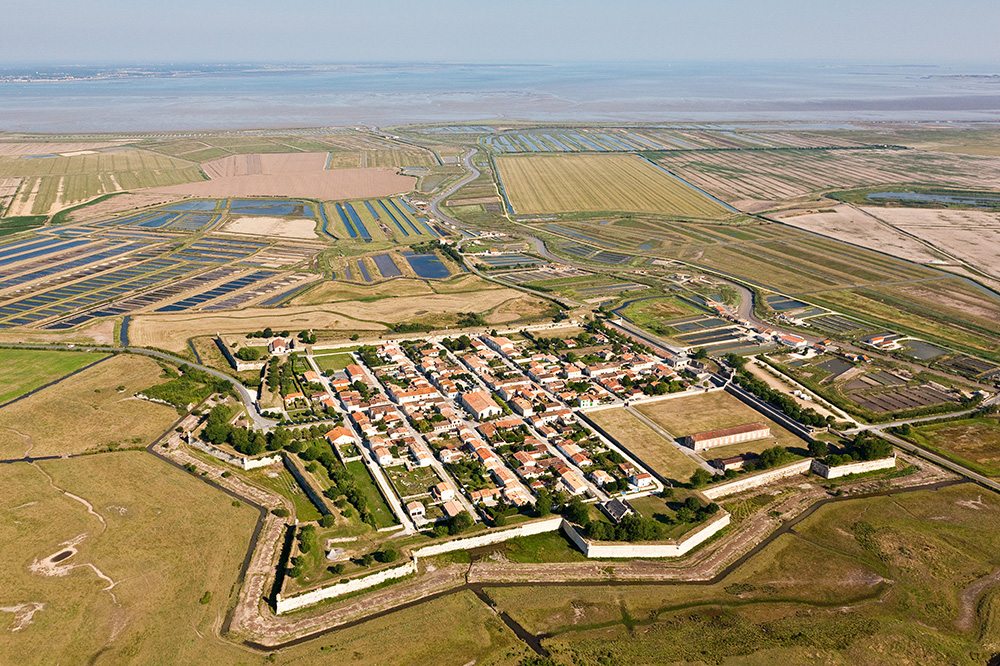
[0,451,258,666]
[586,407,701,485]
[0,355,180,459]
[654,148,1000,208]
[1,148,205,216]
[635,390,808,453]
[0,349,107,405]
[503,483,1000,666]
[495,153,732,218]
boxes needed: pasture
[0,349,107,405]
[0,451,258,666]
[0,355,179,459]
[495,153,732,218]
[586,407,701,485]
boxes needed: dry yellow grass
[636,390,807,452]
[495,153,730,217]
[0,355,178,458]
[128,287,543,351]
[587,407,701,484]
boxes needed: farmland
[0,355,179,458]
[149,167,414,201]
[0,349,107,404]
[654,148,1000,206]
[0,149,204,216]
[495,153,733,217]
[0,451,258,666]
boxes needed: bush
[272,508,289,518]
[319,514,336,528]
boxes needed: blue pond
[402,252,449,279]
[229,199,313,217]
[867,192,1000,208]
[163,200,218,212]
[372,253,402,278]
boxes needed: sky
[2,0,998,65]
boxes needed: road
[0,341,277,430]
[428,148,482,225]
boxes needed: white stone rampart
[811,456,896,479]
[412,517,564,558]
[189,439,280,471]
[561,513,731,558]
[275,560,418,614]
[701,459,813,500]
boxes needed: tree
[808,439,829,458]
[319,514,336,528]
[447,510,474,535]
[562,496,590,525]
[689,468,712,489]
[692,347,709,360]
[535,491,552,517]
[236,346,263,361]
[376,547,399,563]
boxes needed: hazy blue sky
[3,0,998,64]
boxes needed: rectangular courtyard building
[684,422,770,451]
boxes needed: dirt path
[956,567,1000,631]
[2,427,36,458]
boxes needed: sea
[2,61,1000,132]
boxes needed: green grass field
[486,483,1000,666]
[0,349,107,404]
[313,352,357,372]
[496,153,732,218]
[0,355,179,459]
[908,417,1000,477]
[346,460,398,528]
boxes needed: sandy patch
[220,216,318,240]
[861,207,1000,280]
[146,167,414,201]
[66,192,185,222]
[0,602,45,632]
[774,204,945,264]
[201,152,330,178]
